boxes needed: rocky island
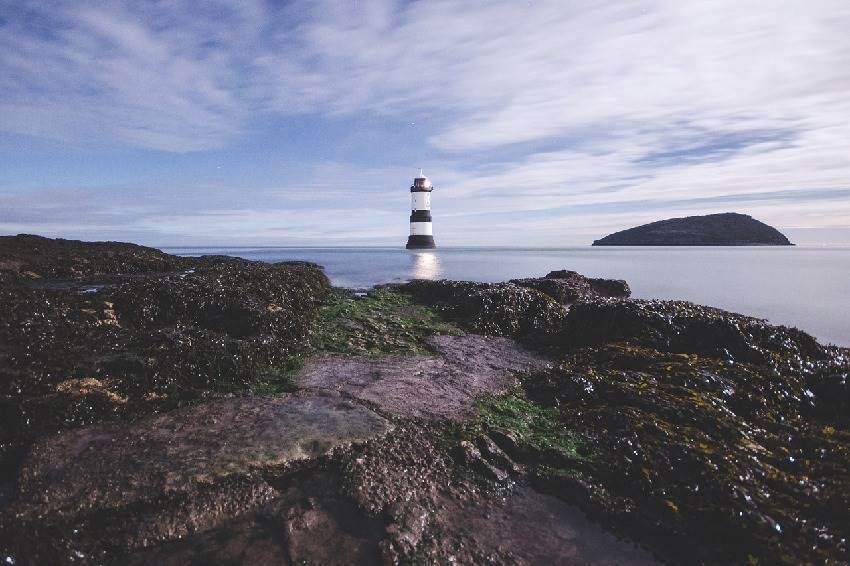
[593,212,793,246]
[1,235,847,564]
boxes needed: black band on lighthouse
[410,210,432,222]
[406,235,436,249]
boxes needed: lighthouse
[406,170,436,249]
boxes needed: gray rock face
[429,486,656,565]
[6,394,390,559]
[592,212,793,246]
[299,334,549,420]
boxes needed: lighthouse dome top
[412,169,433,189]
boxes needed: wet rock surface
[511,269,631,303]
[2,236,848,564]
[523,299,850,563]
[0,234,186,280]
[0,242,330,478]
[340,422,655,565]
[429,486,655,565]
[122,425,654,566]
[125,471,388,566]
[564,297,827,362]
[395,279,569,339]
[4,394,390,561]
[299,334,549,420]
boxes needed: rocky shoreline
[1,235,847,564]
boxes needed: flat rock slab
[432,486,656,565]
[298,334,549,420]
[12,394,390,521]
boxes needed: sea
[167,246,850,348]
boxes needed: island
[592,212,793,246]
[1,234,846,565]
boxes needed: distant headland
[593,212,793,246]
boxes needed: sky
[1,0,849,247]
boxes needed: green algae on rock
[299,334,548,420]
[3,236,848,564]
[312,287,462,356]
[522,344,850,564]
[0,245,330,479]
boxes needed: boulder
[562,298,828,370]
[0,244,330,478]
[299,334,548,420]
[511,270,631,303]
[3,394,390,562]
[525,343,850,564]
[396,280,568,340]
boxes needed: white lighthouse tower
[406,170,436,249]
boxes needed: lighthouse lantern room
[406,170,436,249]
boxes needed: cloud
[1,0,849,243]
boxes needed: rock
[488,429,524,461]
[584,277,631,298]
[111,259,329,338]
[510,270,631,304]
[298,334,548,420]
[395,279,568,340]
[3,394,390,562]
[562,298,828,370]
[0,251,330,478]
[474,435,523,475]
[424,487,656,565]
[454,440,509,482]
[0,234,186,280]
[524,343,850,564]
[4,237,846,564]
[592,212,793,246]
[341,422,454,518]
[108,469,388,566]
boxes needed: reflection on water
[409,251,441,280]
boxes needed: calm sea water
[167,246,850,348]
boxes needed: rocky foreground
[0,235,848,564]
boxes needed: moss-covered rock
[3,240,848,565]
[564,298,828,370]
[396,279,568,340]
[523,344,850,564]
[0,241,330,478]
[311,287,462,356]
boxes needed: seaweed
[311,287,462,356]
[524,344,850,564]
[0,251,331,478]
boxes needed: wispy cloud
[1,0,849,244]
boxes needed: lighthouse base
[406,235,436,249]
